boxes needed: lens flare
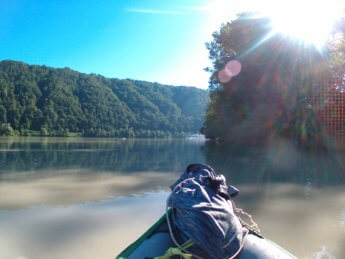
[225,60,242,77]
[218,60,242,83]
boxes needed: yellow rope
[232,200,261,234]
[154,240,194,259]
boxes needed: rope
[228,228,249,259]
[231,200,261,234]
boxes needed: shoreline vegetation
[0,124,206,139]
[0,123,192,138]
[0,60,209,138]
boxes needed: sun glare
[264,0,343,48]
[204,0,343,49]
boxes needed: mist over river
[0,137,344,258]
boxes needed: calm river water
[0,137,344,258]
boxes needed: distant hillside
[0,60,209,137]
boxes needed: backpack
[167,164,244,259]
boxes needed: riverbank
[0,125,198,138]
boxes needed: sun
[264,0,344,48]
[204,0,343,49]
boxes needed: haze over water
[0,137,344,258]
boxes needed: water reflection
[203,137,345,186]
[235,184,345,258]
[0,137,205,173]
[0,191,169,259]
[0,137,344,258]
[0,170,178,210]
[341,210,345,228]
[1,178,344,258]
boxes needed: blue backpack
[167,164,244,259]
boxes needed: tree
[203,13,331,145]
[328,15,345,82]
[0,123,15,136]
[0,105,6,124]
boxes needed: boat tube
[116,213,296,259]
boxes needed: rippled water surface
[0,137,344,258]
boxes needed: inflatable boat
[116,213,296,259]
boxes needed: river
[0,137,344,258]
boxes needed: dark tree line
[0,60,209,137]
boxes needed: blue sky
[0,0,266,88]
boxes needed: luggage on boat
[116,164,297,259]
[167,164,243,258]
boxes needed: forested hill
[0,60,209,137]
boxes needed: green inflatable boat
[116,213,296,259]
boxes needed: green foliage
[0,123,15,136]
[40,127,49,136]
[203,13,334,146]
[328,15,345,80]
[0,60,208,137]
